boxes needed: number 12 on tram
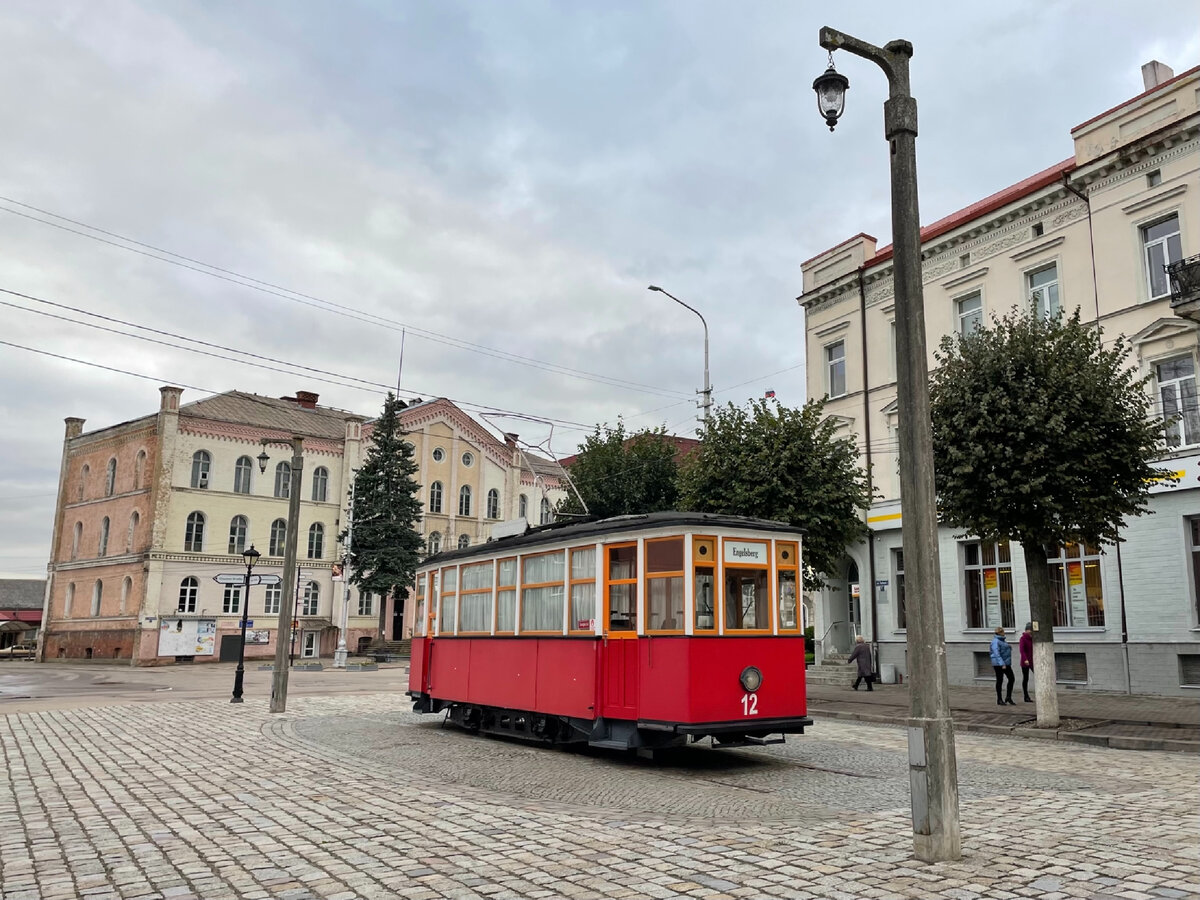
[407,512,812,751]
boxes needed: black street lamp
[230,544,261,703]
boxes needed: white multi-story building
[800,61,1199,695]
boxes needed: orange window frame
[458,561,494,635]
[603,541,638,636]
[415,572,429,636]
[692,535,718,633]
[776,541,802,633]
[720,538,773,635]
[519,549,566,634]
[645,536,685,634]
[568,545,597,634]
[494,556,517,634]
[439,565,458,635]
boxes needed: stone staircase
[805,654,856,687]
[367,639,411,660]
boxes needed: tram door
[601,544,639,719]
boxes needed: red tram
[407,512,811,751]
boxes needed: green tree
[677,398,870,588]
[930,309,1170,726]
[557,420,680,519]
[342,393,424,637]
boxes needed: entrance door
[847,561,861,636]
[301,631,318,658]
[600,543,639,719]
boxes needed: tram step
[589,739,632,750]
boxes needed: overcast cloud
[1,1,1197,577]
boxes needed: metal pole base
[333,647,347,668]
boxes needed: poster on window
[1067,561,1087,625]
[246,630,271,644]
[984,568,1001,626]
[158,618,216,656]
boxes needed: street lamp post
[814,27,961,862]
[258,437,304,714]
[647,285,712,420]
[333,476,356,669]
[230,544,261,703]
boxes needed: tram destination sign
[212,573,283,586]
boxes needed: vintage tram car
[407,512,811,751]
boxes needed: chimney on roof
[283,391,320,409]
[504,433,519,448]
[1141,60,1174,90]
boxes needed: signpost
[213,574,281,587]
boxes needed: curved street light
[647,285,712,420]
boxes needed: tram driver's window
[607,544,637,632]
[777,541,801,632]
[725,568,769,630]
[693,537,716,632]
[646,537,684,631]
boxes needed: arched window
[302,581,320,616]
[120,576,132,615]
[64,583,75,617]
[134,449,146,490]
[178,577,198,612]
[274,462,291,499]
[486,489,500,519]
[540,498,552,525]
[427,532,441,555]
[457,534,470,549]
[519,494,528,519]
[269,519,287,556]
[228,516,248,554]
[91,580,103,617]
[233,456,253,494]
[126,511,140,553]
[307,523,325,559]
[98,517,110,557]
[429,481,443,514]
[78,464,89,502]
[459,485,472,517]
[71,521,82,560]
[191,451,211,489]
[184,512,205,552]
[312,467,329,502]
[105,458,117,497]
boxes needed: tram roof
[422,511,803,567]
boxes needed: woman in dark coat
[1019,622,1034,703]
[848,635,873,691]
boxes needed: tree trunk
[1022,540,1060,727]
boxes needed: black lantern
[813,59,849,132]
[257,449,271,474]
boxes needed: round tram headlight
[739,666,763,692]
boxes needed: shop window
[521,551,565,632]
[964,540,1015,629]
[1048,542,1104,627]
[646,537,684,632]
[459,562,494,632]
[606,544,638,632]
[496,559,517,633]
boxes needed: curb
[809,707,1199,753]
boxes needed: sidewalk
[805,680,1200,753]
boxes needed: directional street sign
[213,574,283,586]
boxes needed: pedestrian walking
[990,626,1015,706]
[1019,622,1034,703]
[848,635,873,692]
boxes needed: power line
[0,197,690,400]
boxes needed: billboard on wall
[158,619,216,656]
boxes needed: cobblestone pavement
[1,694,1197,900]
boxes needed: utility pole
[333,477,355,668]
[262,436,303,714]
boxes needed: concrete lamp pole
[814,27,961,862]
[647,285,712,420]
[230,544,260,703]
[258,437,304,714]
[332,475,356,669]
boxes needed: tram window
[607,544,638,632]
[459,562,494,633]
[496,558,516,633]
[694,567,715,631]
[777,541,801,632]
[521,551,565,632]
[725,568,769,631]
[440,567,457,634]
[569,547,596,632]
[646,537,684,631]
[415,574,427,636]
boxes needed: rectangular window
[222,585,242,615]
[1157,355,1200,449]
[569,547,596,632]
[1190,520,1200,627]
[888,321,898,381]
[414,574,427,636]
[1048,542,1104,627]
[440,567,457,634]
[825,340,846,397]
[1055,652,1088,684]
[964,540,1015,630]
[956,291,982,336]
[1143,214,1182,300]
[1027,263,1059,319]
[357,591,374,617]
[777,541,800,631]
[496,558,516,633]
[263,585,281,616]
[520,551,565,632]
[645,537,684,632]
[724,539,770,632]
[459,562,494,633]
[606,543,638,632]
[693,536,716,632]
[894,549,907,630]
[1180,654,1200,687]
[973,651,993,679]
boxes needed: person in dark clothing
[1019,622,1034,703]
[990,626,1015,706]
[848,635,873,692]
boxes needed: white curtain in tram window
[496,589,516,631]
[460,593,492,632]
[521,585,564,631]
[570,583,595,628]
[647,576,684,630]
[523,553,564,585]
[609,550,635,580]
[497,559,517,588]
[441,568,457,592]
[461,563,493,591]
[440,591,456,632]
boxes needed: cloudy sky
[0,1,1196,578]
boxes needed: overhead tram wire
[0,198,689,401]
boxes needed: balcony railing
[1168,254,1200,322]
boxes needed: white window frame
[955,290,983,336]
[311,467,329,502]
[222,585,243,615]
[307,523,325,560]
[264,584,282,615]
[1026,262,1060,319]
[184,512,205,553]
[825,340,846,398]
[1141,213,1182,301]
[302,581,320,617]
[178,577,198,613]
[429,481,443,514]
[233,456,253,494]
[1155,353,1200,450]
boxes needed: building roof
[1071,64,1200,133]
[180,391,360,441]
[0,579,45,611]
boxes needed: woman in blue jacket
[990,627,1015,706]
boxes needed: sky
[0,1,1197,579]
